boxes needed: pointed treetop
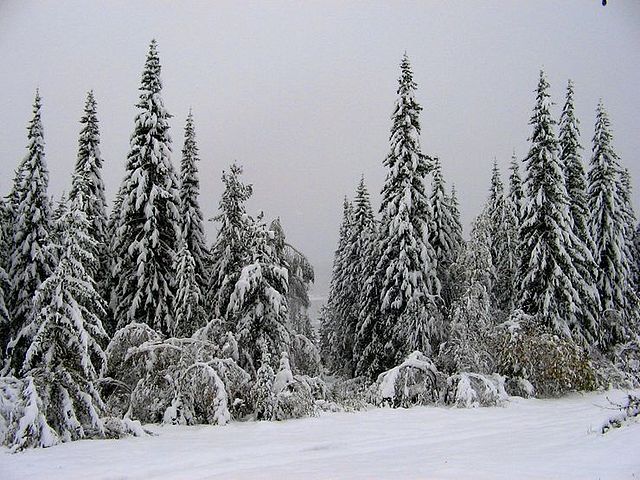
[140,39,162,94]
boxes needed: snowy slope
[2,389,639,480]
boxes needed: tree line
[320,55,639,386]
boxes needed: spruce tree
[518,71,599,344]
[173,240,206,337]
[429,157,457,310]
[363,54,440,375]
[179,110,210,296]
[320,197,352,374]
[6,91,55,372]
[18,188,109,443]
[486,161,519,313]
[207,163,254,324]
[0,223,10,363]
[68,91,109,299]
[449,184,464,259]
[111,40,181,335]
[559,80,590,242]
[353,225,385,378]
[486,159,505,279]
[619,169,638,294]
[587,101,633,346]
[227,217,290,373]
[508,151,524,224]
[269,218,315,339]
[338,178,375,375]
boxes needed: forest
[0,40,638,452]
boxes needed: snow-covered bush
[177,363,230,426]
[129,373,173,424]
[367,351,445,408]
[0,375,143,451]
[496,310,596,397]
[102,322,251,426]
[445,373,508,408]
[103,323,163,395]
[272,352,315,420]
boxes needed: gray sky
[1,0,639,297]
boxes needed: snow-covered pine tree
[618,169,639,297]
[227,215,290,373]
[68,91,108,297]
[486,160,504,299]
[337,177,376,375]
[319,197,352,374]
[269,218,315,339]
[173,240,206,337]
[518,71,599,345]
[587,101,634,347]
[449,184,464,260]
[559,80,590,243]
[179,110,210,300]
[440,209,496,373]
[6,91,55,373]
[111,40,181,335]
[0,224,10,364]
[353,220,385,378]
[15,186,110,445]
[207,163,254,324]
[0,198,11,272]
[486,161,519,314]
[251,353,276,421]
[429,157,457,310]
[103,185,124,335]
[508,151,524,224]
[635,223,640,295]
[365,54,440,375]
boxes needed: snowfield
[2,389,639,480]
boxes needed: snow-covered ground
[2,389,639,480]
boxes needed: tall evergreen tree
[517,71,599,344]
[508,151,524,224]
[6,91,55,372]
[68,91,109,296]
[587,101,634,346]
[618,168,638,294]
[559,80,590,242]
[269,218,315,339]
[18,187,109,443]
[173,240,206,337]
[353,222,384,378]
[111,40,181,335]
[338,177,375,375]
[449,184,464,259]
[227,217,290,373]
[0,222,10,363]
[487,160,519,313]
[320,197,352,373]
[360,54,440,375]
[487,159,505,270]
[429,157,457,310]
[179,110,209,295]
[207,163,254,324]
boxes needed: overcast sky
[1,0,639,297]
